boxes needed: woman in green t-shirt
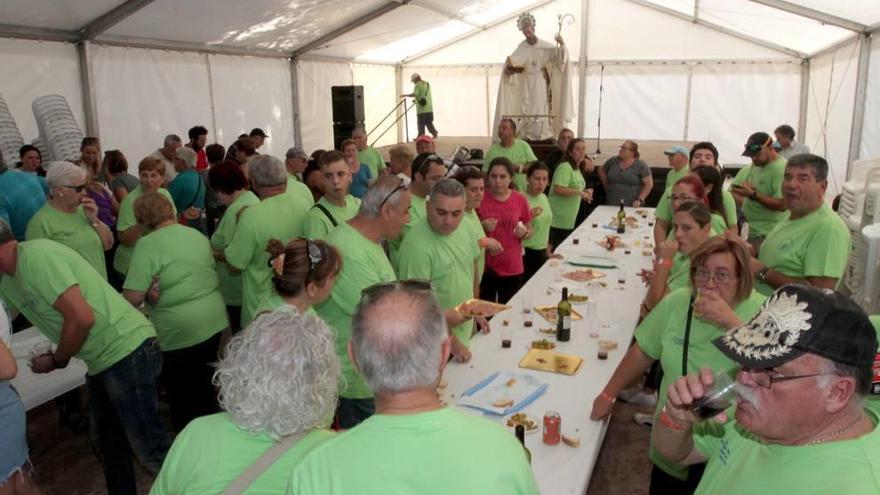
[592,236,764,492]
[150,308,341,495]
[522,162,555,280]
[548,138,593,248]
[255,237,342,317]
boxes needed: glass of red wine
[690,370,740,420]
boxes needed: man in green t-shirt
[750,154,850,296]
[402,73,438,138]
[223,155,308,327]
[289,284,539,495]
[315,176,411,428]
[398,179,487,362]
[730,132,788,249]
[0,228,170,493]
[353,126,386,179]
[652,145,693,243]
[303,151,361,240]
[483,118,537,192]
[388,154,446,271]
[654,285,880,495]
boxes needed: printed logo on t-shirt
[718,439,731,466]
[871,352,880,395]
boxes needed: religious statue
[493,12,574,141]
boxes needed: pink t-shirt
[477,190,532,277]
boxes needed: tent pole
[847,34,872,175]
[205,53,219,143]
[79,0,155,40]
[748,0,865,33]
[291,1,405,58]
[395,65,404,143]
[576,0,590,137]
[290,58,303,147]
[485,66,491,136]
[683,64,693,141]
[76,41,100,138]
[797,59,809,142]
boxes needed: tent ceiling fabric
[0,0,126,31]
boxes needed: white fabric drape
[859,36,880,162]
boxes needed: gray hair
[359,175,407,218]
[175,147,197,170]
[816,354,871,401]
[47,161,87,192]
[248,154,287,188]
[164,134,182,147]
[428,178,464,202]
[0,219,13,244]
[351,285,447,394]
[214,307,341,440]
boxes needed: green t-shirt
[664,166,690,193]
[315,223,395,399]
[287,408,539,495]
[26,204,107,279]
[124,224,227,351]
[210,191,260,307]
[357,147,386,179]
[655,186,736,232]
[461,209,486,279]
[388,194,427,273]
[0,239,156,375]
[524,192,552,250]
[303,196,361,240]
[756,203,850,296]
[666,251,691,294]
[150,413,334,495]
[114,186,176,275]
[636,287,766,478]
[483,139,537,192]
[548,161,586,230]
[224,193,307,328]
[413,80,433,114]
[287,176,316,209]
[740,157,788,237]
[398,219,478,345]
[692,408,880,494]
[730,165,751,186]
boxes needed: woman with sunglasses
[123,192,228,432]
[591,236,765,494]
[25,161,113,278]
[477,157,532,303]
[256,238,342,317]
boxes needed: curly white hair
[214,307,341,440]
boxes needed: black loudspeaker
[332,122,359,151]
[331,85,365,123]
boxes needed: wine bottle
[556,287,571,342]
[617,199,626,234]
[515,424,532,464]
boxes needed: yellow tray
[457,298,511,318]
[519,349,584,376]
[535,305,583,323]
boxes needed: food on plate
[457,298,510,318]
[505,377,517,387]
[506,413,538,432]
[597,235,627,251]
[535,305,582,323]
[563,269,605,283]
[599,340,618,351]
[538,327,556,335]
[530,339,556,350]
[568,294,588,303]
[493,398,514,408]
[642,250,652,256]
[536,357,548,364]
[599,281,608,288]
[562,434,581,448]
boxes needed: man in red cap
[415,134,435,155]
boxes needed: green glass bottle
[556,287,571,342]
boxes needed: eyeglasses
[63,184,87,193]
[619,146,634,152]
[304,239,323,282]
[694,268,736,284]
[361,279,433,300]
[378,177,407,210]
[743,368,833,389]
[671,194,698,203]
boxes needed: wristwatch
[52,353,69,369]
[755,266,770,282]
[749,190,758,200]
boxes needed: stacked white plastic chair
[0,94,25,166]
[31,94,83,163]
[838,157,880,299]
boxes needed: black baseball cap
[249,128,269,138]
[715,285,877,368]
[741,132,772,157]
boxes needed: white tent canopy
[1,0,878,194]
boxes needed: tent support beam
[748,0,865,32]
[402,0,556,65]
[291,1,406,57]
[576,0,590,137]
[76,41,100,137]
[683,65,693,141]
[91,34,290,58]
[290,58,302,147]
[846,34,872,175]
[797,59,809,141]
[410,1,481,28]
[625,0,806,59]
[0,24,78,42]
[80,0,155,40]
[810,33,860,59]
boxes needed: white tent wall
[402,66,494,140]
[859,35,880,162]
[296,59,397,152]
[0,38,85,153]
[804,39,860,196]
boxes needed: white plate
[502,413,540,435]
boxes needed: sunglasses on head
[361,279,433,300]
[747,136,772,153]
[379,177,407,210]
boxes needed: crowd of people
[0,113,877,495]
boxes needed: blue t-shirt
[0,170,47,240]
[350,163,373,199]
[167,169,206,212]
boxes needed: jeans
[87,338,171,495]
[335,397,375,429]
[417,112,438,137]
[649,463,706,495]
[161,333,222,432]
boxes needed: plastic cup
[690,370,741,420]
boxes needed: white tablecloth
[9,327,87,410]
[440,205,654,495]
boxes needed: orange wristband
[478,237,491,249]
[659,406,691,431]
[599,391,616,403]
[656,258,673,268]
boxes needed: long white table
[440,205,654,495]
[10,327,87,410]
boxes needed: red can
[543,410,561,445]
